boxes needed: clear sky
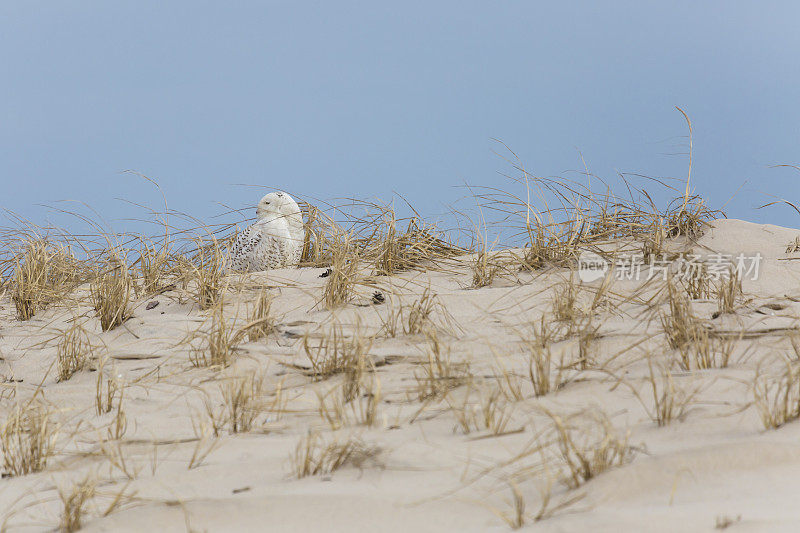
[2,1,799,235]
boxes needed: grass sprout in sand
[190,301,237,368]
[91,251,132,332]
[57,324,91,382]
[290,431,382,479]
[11,240,82,320]
[1,401,57,477]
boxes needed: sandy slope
[1,218,800,532]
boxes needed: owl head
[256,191,300,220]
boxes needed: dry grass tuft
[471,248,499,288]
[91,252,132,332]
[552,278,583,324]
[244,290,276,342]
[716,270,742,315]
[406,287,448,335]
[193,238,224,310]
[136,238,174,296]
[448,386,514,435]
[57,324,91,382]
[680,260,712,300]
[322,233,358,308]
[290,431,382,479]
[190,302,236,368]
[753,361,800,429]
[11,240,50,320]
[496,481,526,529]
[1,402,57,476]
[10,240,81,320]
[521,317,566,397]
[543,408,637,489]
[95,357,122,415]
[318,371,383,429]
[217,371,266,434]
[786,236,800,254]
[641,219,667,263]
[414,331,472,401]
[575,317,600,371]
[370,206,465,275]
[377,287,450,337]
[106,385,128,441]
[303,322,373,383]
[299,202,335,266]
[519,224,578,271]
[628,358,698,426]
[372,206,403,277]
[58,477,96,532]
[661,279,707,353]
[665,197,713,240]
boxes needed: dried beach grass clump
[190,302,237,368]
[1,402,57,477]
[552,279,583,324]
[414,331,472,402]
[447,385,514,436]
[631,358,699,426]
[381,287,456,337]
[665,195,716,240]
[317,371,382,429]
[370,206,465,276]
[299,201,336,266]
[136,237,174,296]
[519,223,580,272]
[661,279,706,350]
[542,408,637,489]
[786,236,800,254]
[641,219,667,263]
[196,370,285,437]
[521,316,566,397]
[192,238,225,310]
[716,270,742,315]
[90,252,132,332]
[58,477,96,533]
[240,289,276,342]
[219,371,265,434]
[680,260,712,300]
[11,240,83,320]
[471,245,500,288]
[290,431,382,479]
[322,233,358,309]
[11,241,49,321]
[57,324,91,382]
[303,322,373,382]
[753,361,800,429]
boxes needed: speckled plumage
[229,192,304,272]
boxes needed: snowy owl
[229,191,304,272]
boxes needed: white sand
[2,218,800,532]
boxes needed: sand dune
[2,217,800,531]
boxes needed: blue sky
[1,1,799,235]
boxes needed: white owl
[229,191,305,272]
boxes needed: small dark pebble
[319,268,332,278]
[145,301,160,310]
[232,486,251,494]
[372,291,385,304]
